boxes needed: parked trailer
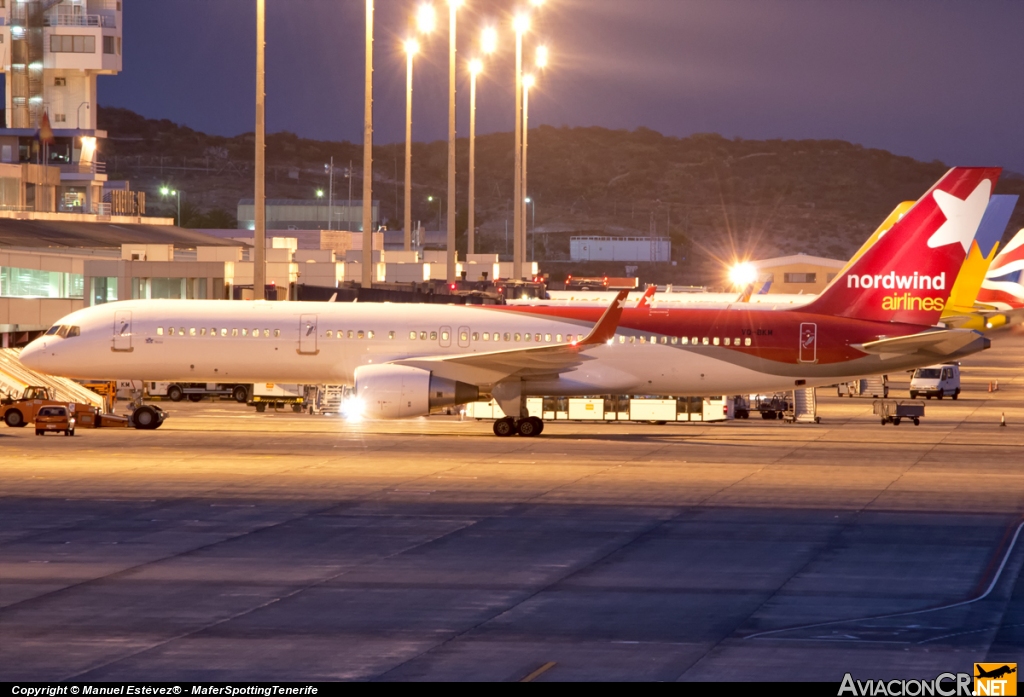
[465,396,733,423]
[249,383,306,413]
[147,382,251,403]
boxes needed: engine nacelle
[353,365,479,419]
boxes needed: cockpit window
[45,325,81,338]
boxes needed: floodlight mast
[254,0,266,299]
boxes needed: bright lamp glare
[469,58,483,75]
[513,14,530,33]
[729,262,758,288]
[416,4,436,33]
[404,38,420,55]
[523,73,535,89]
[481,26,497,54]
[535,45,548,68]
[341,397,365,422]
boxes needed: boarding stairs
[788,387,819,424]
[0,349,104,409]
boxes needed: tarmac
[1,328,1022,682]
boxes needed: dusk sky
[102,1,1024,172]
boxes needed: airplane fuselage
[21,299,988,399]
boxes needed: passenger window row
[157,327,281,338]
[617,335,753,347]
[324,330,588,344]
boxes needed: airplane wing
[854,329,986,357]
[392,290,629,384]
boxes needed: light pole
[76,102,90,130]
[160,186,181,227]
[362,0,374,289]
[522,73,533,263]
[467,26,497,258]
[445,0,463,284]
[254,0,266,298]
[467,58,481,256]
[512,13,528,279]
[404,5,436,252]
[315,189,324,228]
[404,38,418,251]
[325,158,333,230]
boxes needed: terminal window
[784,272,817,284]
[1,266,83,299]
[50,35,96,53]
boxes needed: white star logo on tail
[927,179,992,252]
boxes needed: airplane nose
[18,337,50,371]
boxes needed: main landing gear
[493,416,544,438]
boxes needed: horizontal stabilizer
[855,329,986,357]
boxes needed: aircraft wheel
[535,418,545,435]
[167,385,184,402]
[133,406,159,430]
[493,417,516,437]
[517,416,542,437]
[233,385,249,403]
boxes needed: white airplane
[20,168,999,437]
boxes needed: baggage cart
[873,399,924,426]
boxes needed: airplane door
[112,310,133,352]
[439,326,451,348]
[798,322,817,363]
[299,314,319,355]
[457,326,470,348]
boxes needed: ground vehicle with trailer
[3,386,94,429]
[909,364,961,400]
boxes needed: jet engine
[353,365,479,419]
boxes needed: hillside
[98,106,1024,282]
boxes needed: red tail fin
[804,167,1000,325]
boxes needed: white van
[910,364,961,400]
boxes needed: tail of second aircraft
[977,228,1024,309]
[804,167,1001,326]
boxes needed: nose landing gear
[492,416,544,437]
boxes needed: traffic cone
[994,380,999,392]
[988,381,993,392]
[1000,412,1007,427]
